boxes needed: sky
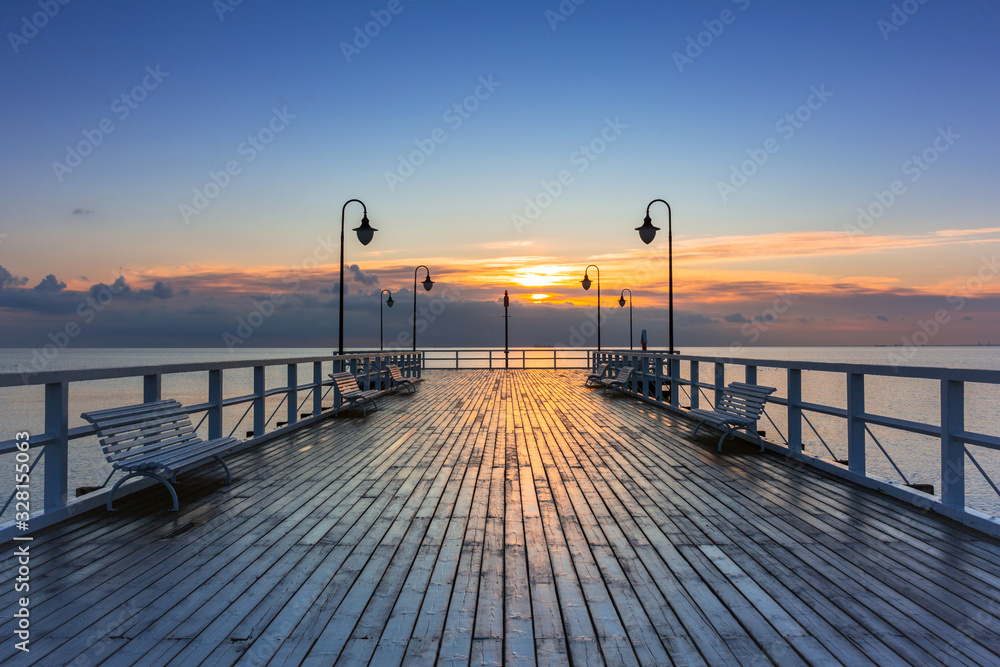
[1,0,999,352]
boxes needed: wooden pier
[4,369,1000,665]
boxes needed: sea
[2,346,999,522]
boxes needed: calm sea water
[2,346,999,520]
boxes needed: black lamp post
[581,264,601,350]
[618,288,633,350]
[380,289,394,351]
[338,199,377,355]
[636,199,674,354]
[412,265,434,351]
[503,290,510,368]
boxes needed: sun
[530,294,549,301]
[512,265,571,288]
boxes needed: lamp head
[503,290,509,308]
[635,214,660,245]
[619,296,626,307]
[422,274,434,291]
[386,293,394,308]
[353,215,377,246]
[581,273,592,291]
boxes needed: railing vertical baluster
[745,364,757,385]
[690,362,699,410]
[654,357,664,403]
[143,373,161,403]
[287,364,297,427]
[43,381,68,512]
[669,356,679,407]
[847,372,866,475]
[209,369,223,440]
[253,366,265,437]
[455,350,459,369]
[313,362,323,416]
[941,377,965,507]
[787,368,802,454]
[714,362,725,408]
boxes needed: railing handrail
[0,351,406,388]
[595,349,1000,384]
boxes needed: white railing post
[654,357,665,403]
[714,362,725,407]
[787,368,802,454]
[847,373,866,475]
[253,366,265,437]
[941,378,965,507]
[669,356,679,407]
[43,381,68,512]
[209,369,224,440]
[313,362,323,416]
[690,361,699,410]
[143,373,161,403]
[286,364,297,427]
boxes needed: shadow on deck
[4,369,1000,666]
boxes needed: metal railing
[421,348,592,369]
[594,350,1000,537]
[0,351,421,541]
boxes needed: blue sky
[1,0,999,350]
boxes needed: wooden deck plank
[4,369,1000,666]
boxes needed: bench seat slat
[117,438,238,473]
[105,433,204,462]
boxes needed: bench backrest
[717,382,776,421]
[81,400,200,466]
[330,371,363,396]
[386,364,407,382]
[612,367,632,384]
[591,363,609,377]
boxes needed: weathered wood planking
[2,369,1000,666]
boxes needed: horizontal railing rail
[594,350,1000,537]
[0,351,422,541]
[421,348,592,369]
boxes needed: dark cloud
[72,208,95,216]
[724,313,750,323]
[348,264,379,286]
[964,316,974,321]
[33,274,66,293]
[875,315,889,322]
[0,265,28,288]
[148,281,174,299]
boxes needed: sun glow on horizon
[512,265,574,288]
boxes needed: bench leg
[108,471,179,512]
[693,423,703,438]
[214,455,232,484]
[717,428,732,453]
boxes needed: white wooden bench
[689,382,776,452]
[385,363,416,394]
[81,400,240,511]
[602,367,634,397]
[584,363,610,388]
[329,371,380,416]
